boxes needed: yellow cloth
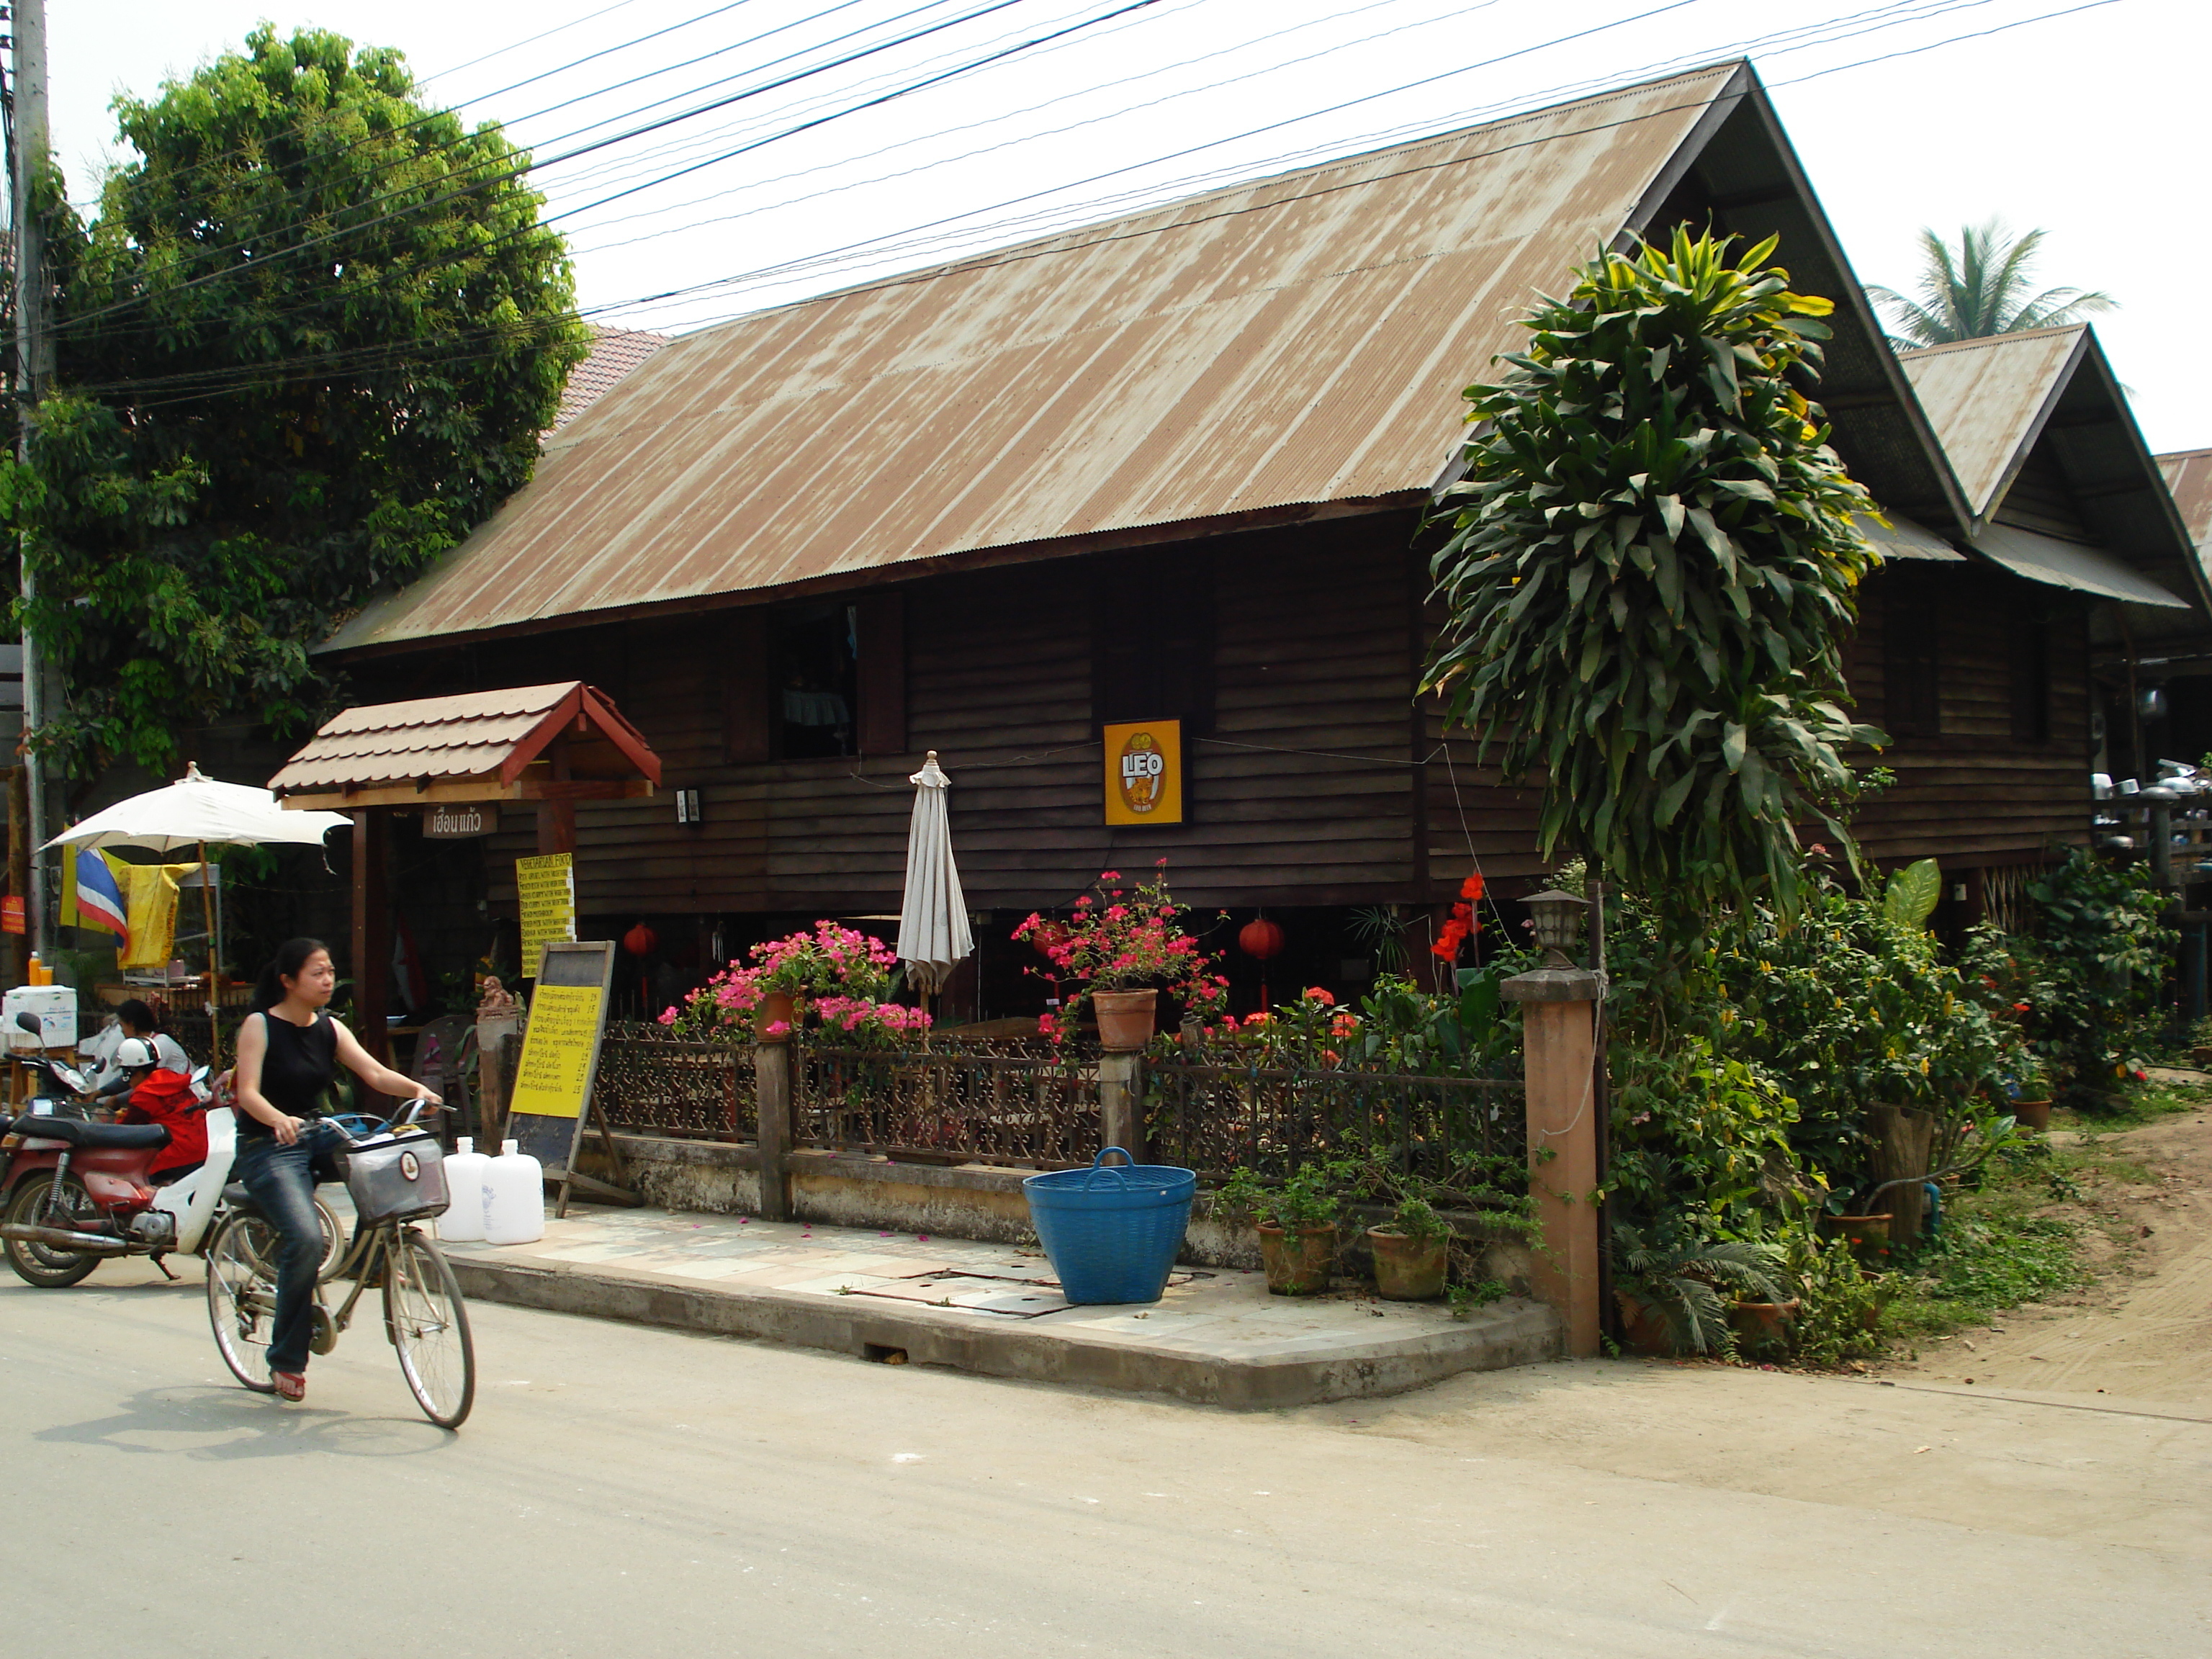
[114,860,199,971]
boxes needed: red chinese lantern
[1238,918,1285,961]
[1030,920,1071,958]
[623,922,659,957]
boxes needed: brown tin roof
[327,66,1747,652]
[2159,449,2212,554]
[268,681,662,798]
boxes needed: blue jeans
[234,1121,345,1375]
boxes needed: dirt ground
[1292,1103,2212,1560]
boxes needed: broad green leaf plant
[1881,858,1943,930]
[1424,228,1886,927]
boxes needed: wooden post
[1869,1103,1935,1246]
[351,809,390,1063]
[1501,964,1604,1358]
[5,765,26,986]
[753,1038,792,1220]
[1097,1050,1143,1159]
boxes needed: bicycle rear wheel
[205,1213,279,1393]
[383,1227,474,1429]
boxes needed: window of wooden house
[1883,578,1942,738]
[1093,551,1215,732]
[2008,600,2054,745]
[773,601,858,758]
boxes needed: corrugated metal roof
[1896,328,2084,516]
[328,66,1744,652]
[1853,511,1964,562]
[1972,522,2189,608]
[268,682,662,795]
[552,326,670,431]
[2159,449,2212,551]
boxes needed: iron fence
[1143,1061,1524,1190]
[793,1041,1102,1169]
[593,1021,757,1141]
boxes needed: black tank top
[246,1009,338,1137]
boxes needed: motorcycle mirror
[14,1010,42,1035]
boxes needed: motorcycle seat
[7,1116,168,1151]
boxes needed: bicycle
[204,1102,476,1429]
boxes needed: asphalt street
[4,1259,2204,1659]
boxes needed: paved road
[5,1260,2205,1658]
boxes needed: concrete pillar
[1097,1051,1143,1159]
[752,1038,792,1220]
[1501,966,1604,1357]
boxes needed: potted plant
[660,921,905,1041]
[1368,1197,1451,1300]
[2010,1058,2053,1132]
[1223,1166,1339,1295]
[1611,1224,1789,1357]
[1015,863,1225,1048]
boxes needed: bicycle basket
[342,1130,450,1226]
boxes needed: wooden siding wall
[1842,565,2092,868]
[435,516,1424,917]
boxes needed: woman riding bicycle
[232,938,439,1402]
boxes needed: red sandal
[273,1370,307,1402]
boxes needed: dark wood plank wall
[1835,565,2090,870]
[344,516,2098,931]
[454,516,1424,917]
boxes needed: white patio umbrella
[45,764,351,1057]
[895,751,974,1000]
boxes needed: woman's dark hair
[115,997,163,1035]
[253,938,330,1012]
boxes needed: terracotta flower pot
[1613,1291,1675,1357]
[754,990,796,1040]
[1729,1298,1802,1352]
[1821,1213,1893,1257]
[1367,1228,1447,1300]
[1092,988,1159,1051]
[1257,1223,1336,1295]
[2013,1097,2052,1132]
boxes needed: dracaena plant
[1423,228,1887,929]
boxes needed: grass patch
[2056,1079,2209,1133]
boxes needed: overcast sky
[42,0,2209,453]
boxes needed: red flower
[1303,986,1335,1005]
[1460,872,1485,902]
[2013,1002,2031,1013]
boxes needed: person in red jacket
[114,1036,207,1183]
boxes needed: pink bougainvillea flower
[765,1020,791,1037]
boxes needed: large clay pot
[2013,1097,2052,1132]
[1821,1212,1893,1258]
[1257,1223,1336,1295]
[1729,1298,1802,1354]
[1092,988,1159,1051]
[1614,1291,1674,1357]
[754,990,796,1040]
[1367,1228,1447,1300]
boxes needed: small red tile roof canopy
[269,680,661,809]
[552,326,670,431]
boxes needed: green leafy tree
[1422,228,1884,928]
[9,25,588,773]
[1866,220,2114,349]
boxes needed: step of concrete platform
[439,1206,1562,1408]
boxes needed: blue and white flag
[73,848,130,948]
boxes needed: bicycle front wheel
[383,1227,474,1429]
[205,1213,279,1393]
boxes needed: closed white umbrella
[45,765,351,1060]
[895,751,973,998]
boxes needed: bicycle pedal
[310,1305,338,1356]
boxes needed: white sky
[44,0,2211,453]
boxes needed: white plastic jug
[482,1138,545,1245]
[436,1137,492,1243]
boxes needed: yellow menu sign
[1102,719,1182,826]
[516,853,575,976]
[508,984,605,1121]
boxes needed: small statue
[475,976,518,1017]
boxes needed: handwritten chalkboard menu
[507,940,616,1213]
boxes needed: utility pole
[8,0,48,955]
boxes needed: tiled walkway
[439,1205,1563,1406]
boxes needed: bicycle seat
[221,1181,262,1215]
[9,1117,168,1151]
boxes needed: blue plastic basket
[1023,1147,1196,1305]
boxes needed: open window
[2008,593,2054,745]
[773,601,858,758]
[1883,575,1942,739]
[1092,549,1215,732]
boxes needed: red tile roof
[552,326,671,431]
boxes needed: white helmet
[114,1037,157,1069]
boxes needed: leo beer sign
[423,803,498,839]
[1102,719,1183,827]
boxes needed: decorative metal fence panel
[1143,1061,1524,1189]
[593,1022,756,1141]
[794,1042,1102,1169]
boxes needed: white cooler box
[4,986,78,1052]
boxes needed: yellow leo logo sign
[1102,719,1182,826]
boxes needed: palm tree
[1866,219,2115,349]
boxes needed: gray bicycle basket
[342,1131,450,1226]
